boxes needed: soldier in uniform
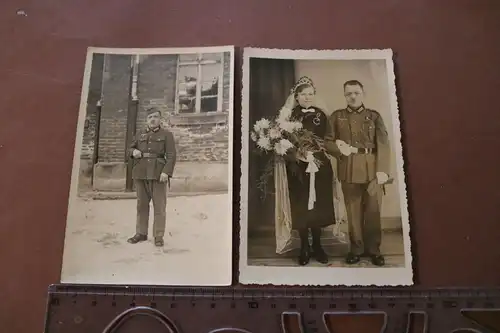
[126,107,177,247]
[324,80,391,266]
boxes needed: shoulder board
[366,108,380,116]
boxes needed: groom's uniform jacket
[324,106,390,184]
[128,126,177,181]
[324,105,390,256]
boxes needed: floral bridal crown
[291,76,316,94]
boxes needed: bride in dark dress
[283,77,336,266]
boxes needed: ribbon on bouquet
[305,157,319,210]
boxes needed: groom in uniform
[127,107,177,247]
[324,80,391,266]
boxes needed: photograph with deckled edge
[239,47,413,286]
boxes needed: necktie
[302,108,314,113]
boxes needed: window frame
[174,53,224,115]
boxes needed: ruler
[44,284,500,333]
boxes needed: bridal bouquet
[250,106,329,194]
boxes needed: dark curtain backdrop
[247,58,295,238]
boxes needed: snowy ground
[60,193,232,286]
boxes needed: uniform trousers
[342,182,383,256]
[135,179,167,238]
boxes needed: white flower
[269,127,281,139]
[250,132,258,142]
[280,120,302,133]
[257,136,272,150]
[278,120,294,133]
[253,118,270,132]
[280,138,294,150]
[274,139,294,155]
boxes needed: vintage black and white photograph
[60,46,234,285]
[239,48,412,286]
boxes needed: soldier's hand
[367,179,381,196]
[336,140,351,156]
[132,149,142,158]
[336,139,347,147]
[376,172,389,185]
[159,173,169,183]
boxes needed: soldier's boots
[154,237,164,247]
[127,234,147,244]
[345,252,361,265]
[370,255,385,266]
[345,252,385,266]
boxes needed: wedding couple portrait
[240,48,413,286]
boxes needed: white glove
[132,149,142,158]
[376,172,389,185]
[159,173,169,183]
[336,140,351,156]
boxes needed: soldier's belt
[141,153,165,158]
[355,148,376,154]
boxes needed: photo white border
[239,47,413,286]
[60,45,235,286]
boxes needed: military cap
[146,107,161,116]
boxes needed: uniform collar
[146,125,161,133]
[347,105,365,113]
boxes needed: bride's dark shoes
[312,245,329,264]
[311,228,329,264]
[297,228,329,266]
[298,245,311,266]
[298,229,311,266]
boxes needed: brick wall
[135,51,231,163]
[136,54,178,130]
[167,51,231,163]
[98,54,132,163]
[170,122,229,162]
[80,51,231,166]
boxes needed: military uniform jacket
[324,106,390,184]
[128,126,177,180]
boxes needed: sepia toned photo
[239,48,413,286]
[60,46,234,286]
